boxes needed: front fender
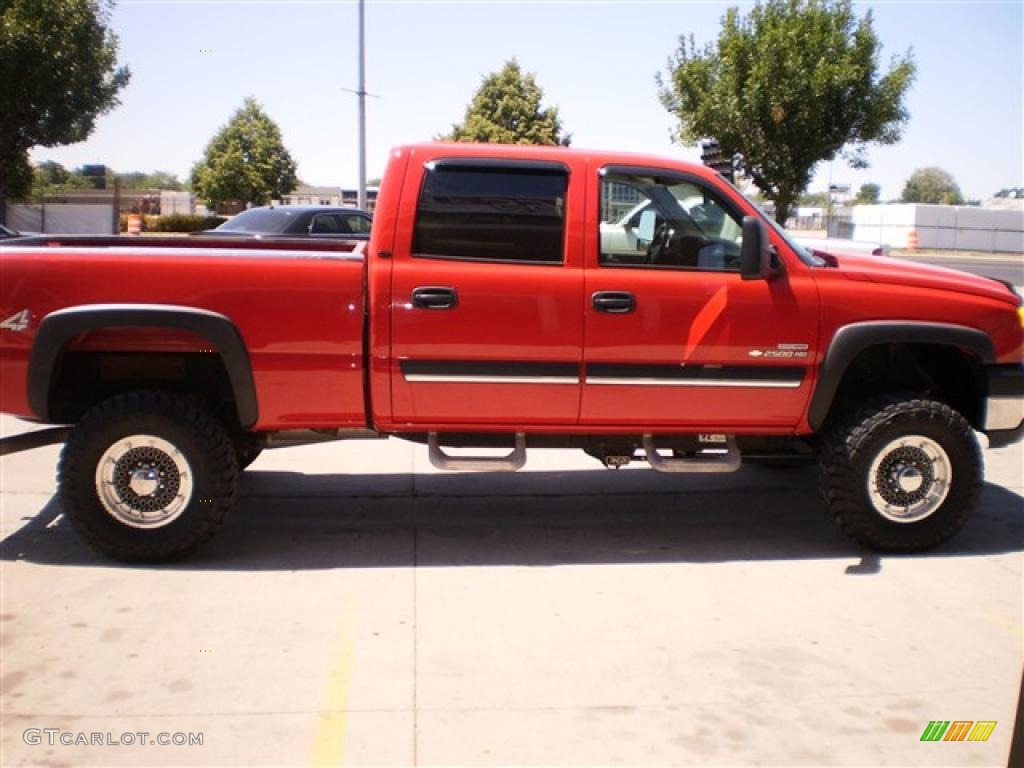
[807,321,994,431]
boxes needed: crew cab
[1,142,1021,561]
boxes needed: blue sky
[31,0,1023,201]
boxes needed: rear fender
[27,304,258,427]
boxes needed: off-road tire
[819,395,982,552]
[233,435,264,471]
[59,391,239,562]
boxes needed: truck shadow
[2,464,1022,571]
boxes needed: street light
[342,0,379,211]
[357,0,366,211]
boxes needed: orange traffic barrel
[127,214,142,236]
[907,230,919,251]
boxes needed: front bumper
[984,364,1024,448]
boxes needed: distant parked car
[198,206,372,239]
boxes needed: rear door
[389,154,584,426]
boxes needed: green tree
[29,161,90,201]
[901,167,963,205]
[442,59,570,145]
[34,161,73,189]
[190,98,298,208]
[0,0,130,214]
[34,160,75,191]
[118,171,184,190]
[659,0,915,223]
[853,182,881,205]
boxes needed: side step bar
[643,434,741,473]
[0,426,71,456]
[263,428,384,449]
[428,432,527,472]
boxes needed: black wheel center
[112,447,180,512]
[875,446,935,507]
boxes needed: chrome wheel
[94,434,193,529]
[867,435,951,523]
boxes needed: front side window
[599,172,743,271]
[413,165,568,264]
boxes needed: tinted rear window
[217,209,297,233]
[413,166,568,264]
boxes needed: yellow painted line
[309,625,354,767]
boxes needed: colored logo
[920,720,997,742]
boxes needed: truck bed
[0,237,369,430]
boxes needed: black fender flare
[27,304,258,428]
[807,321,994,431]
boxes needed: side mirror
[637,210,657,243]
[740,216,773,280]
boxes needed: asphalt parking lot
[1,414,1021,767]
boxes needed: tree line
[28,162,185,199]
[0,0,999,220]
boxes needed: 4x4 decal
[0,309,31,332]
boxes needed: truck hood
[812,251,1020,306]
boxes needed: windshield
[216,208,296,234]
[731,185,826,267]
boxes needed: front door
[581,165,820,430]
[389,153,584,427]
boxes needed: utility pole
[357,0,367,211]
[826,160,833,238]
[112,176,121,235]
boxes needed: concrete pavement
[1,414,1021,766]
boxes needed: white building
[282,185,343,207]
[853,204,1024,253]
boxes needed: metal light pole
[826,159,834,238]
[357,0,367,211]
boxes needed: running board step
[643,434,741,473]
[428,432,527,472]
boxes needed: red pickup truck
[1,142,1021,561]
